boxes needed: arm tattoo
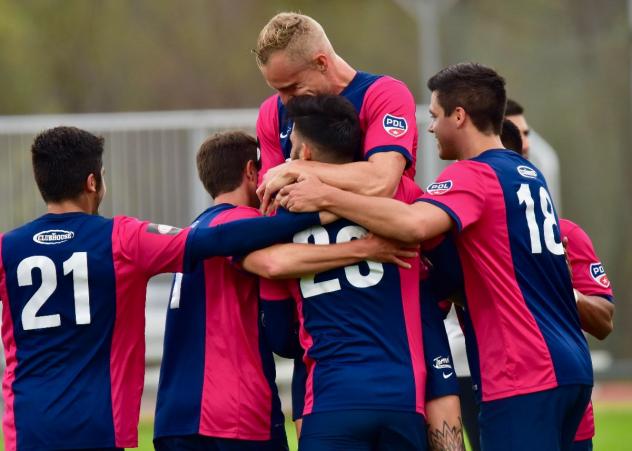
[427,417,465,451]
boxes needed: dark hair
[31,126,104,203]
[286,95,362,164]
[427,62,506,135]
[501,119,524,155]
[505,98,524,116]
[197,131,259,197]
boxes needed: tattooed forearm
[427,417,465,451]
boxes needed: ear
[299,142,313,161]
[453,106,467,128]
[85,173,98,194]
[245,160,258,183]
[313,53,328,73]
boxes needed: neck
[329,54,357,94]
[457,133,504,160]
[47,197,93,215]
[214,187,255,208]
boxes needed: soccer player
[253,12,418,212]
[153,131,414,451]
[0,126,332,451]
[279,63,593,451]
[245,94,463,451]
[502,112,615,451]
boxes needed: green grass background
[1,404,629,449]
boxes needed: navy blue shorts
[299,410,427,451]
[479,384,592,451]
[153,434,288,451]
[571,439,593,451]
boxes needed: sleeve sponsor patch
[426,180,453,195]
[382,114,408,137]
[589,262,611,288]
[147,223,182,236]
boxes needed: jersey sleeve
[260,277,302,359]
[113,216,190,278]
[417,161,487,232]
[422,295,459,400]
[361,77,417,168]
[561,220,614,300]
[257,95,285,182]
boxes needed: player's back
[154,204,285,443]
[0,212,190,450]
[0,213,121,450]
[424,149,592,401]
[287,178,425,416]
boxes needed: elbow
[593,320,614,341]
[259,258,288,279]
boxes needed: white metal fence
[0,107,561,413]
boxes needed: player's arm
[426,395,465,451]
[279,174,452,244]
[259,152,407,212]
[185,210,329,268]
[242,233,417,279]
[575,292,614,340]
[562,220,615,340]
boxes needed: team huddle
[0,12,615,451]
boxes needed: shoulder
[212,205,261,226]
[559,218,580,238]
[258,94,280,118]
[365,75,414,103]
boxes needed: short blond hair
[254,12,332,66]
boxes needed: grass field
[128,404,632,450]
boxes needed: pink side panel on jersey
[574,401,595,441]
[399,262,425,414]
[291,281,316,416]
[109,217,189,447]
[394,181,425,413]
[431,163,558,401]
[0,236,18,451]
[560,219,613,298]
[198,206,273,440]
[359,76,418,179]
[257,95,285,183]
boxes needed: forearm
[185,212,321,266]
[426,395,465,451]
[318,185,424,243]
[576,292,614,340]
[243,240,372,279]
[292,159,401,197]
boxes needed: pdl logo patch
[589,262,610,288]
[382,114,408,137]
[427,180,453,195]
[33,230,75,245]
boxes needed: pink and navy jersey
[0,213,189,450]
[560,219,614,442]
[419,149,592,402]
[560,219,613,302]
[256,71,418,180]
[154,204,284,442]
[261,181,427,417]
